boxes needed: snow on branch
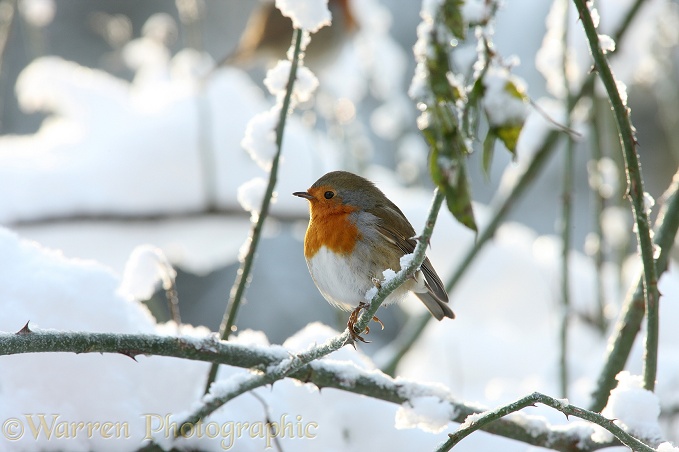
[0,328,642,451]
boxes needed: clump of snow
[599,371,663,442]
[237,177,269,217]
[119,244,176,300]
[599,34,616,54]
[395,396,454,433]
[616,79,629,106]
[240,107,280,171]
[658,442,679,451]
[643,192,656,215]
[482,66,529,127]
[364,286,378,301]
[263,60,319,104]
[275,0,331,33]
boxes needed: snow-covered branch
[439,392,657,452]
[0,327,635,451]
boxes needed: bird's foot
[346,302,385,347]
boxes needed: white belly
[306,246,410,311]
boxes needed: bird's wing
[371,205,449,304]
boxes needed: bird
[293,171,454,343]
[217,0,357,70]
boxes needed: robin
[293,171,454,343]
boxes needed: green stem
[203,28,305,394]
[558,0,573,399]
[573,0,659,392]
[589,168,679,411]
[589,97,609,332]
[438,392,656,452]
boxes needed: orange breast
[304,203,360,258]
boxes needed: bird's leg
[347,302,369,344]
[346,301,385,345]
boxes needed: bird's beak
[293,191,314,200]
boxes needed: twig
[437,392,656,452]
[203,28,305,394]
[573,0,660,392]
[249,391,284,452]
[164,279,182,329]
[0,0,17,134]
[0,328,628,451]
[589,168,679,411]
[589,97,610,332]
[558,0,574,399]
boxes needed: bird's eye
[324,191,334,199]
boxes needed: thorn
[411,234,432,249]
[299,367,314,384]
[343,336,358,350]
[16,321,32,335]
[118,350,140,361]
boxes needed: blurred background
[1,0,679,405]
[2,0,679,446]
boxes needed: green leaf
[482,131,497,178]
[430,149,478,232]
[495,124,522,156]
[440,0,467,40]
[504,79,526,100]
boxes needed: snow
[395,396,455,433]
[598,371,663,442]
[2,53,338,225]
[599,34,616,54]
[644,192,656,215]
[236,177,269,217]
[240,106,280,171]
[263,60,319,104]
[119,245,176,300]
[275,0,331,33]
[482,66,530,127]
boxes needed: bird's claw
[346,303,385,345]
